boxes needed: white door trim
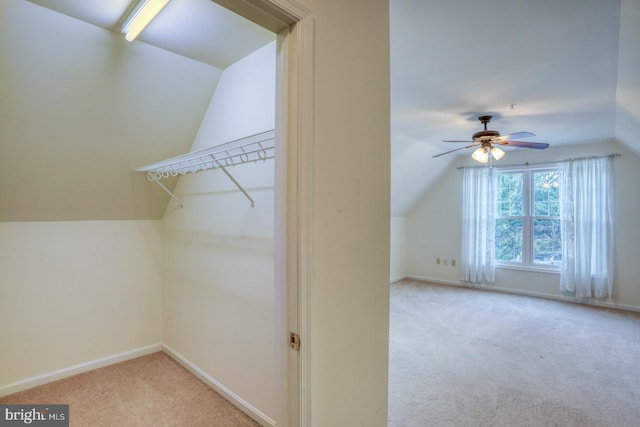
[212,1,313,425]
[216,1,314,426]
[274,7,314,427]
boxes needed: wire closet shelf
[135,129,275,178]
[134,129,275,207]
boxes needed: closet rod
[456,153,621,170]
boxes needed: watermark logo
[0,405,68,426]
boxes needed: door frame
[212,1,314,426]
[274,11,314,427]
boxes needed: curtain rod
[456,153,621,170]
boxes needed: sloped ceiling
[0,0,274,221]
[391,0,640,216]
[26,0,276,69]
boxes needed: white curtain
[461,167,496,283]
[559,157,614,299]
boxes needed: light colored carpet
[388,279,640,427]
[0,352,259,427]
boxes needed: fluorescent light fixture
[490,146,505,160]
[472,147,489,163]
[121,0,170,42]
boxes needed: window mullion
[523,170,532,265]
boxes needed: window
[495,168,561,269]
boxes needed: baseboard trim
[161,344,275,427]
[405,275,461,287]
[390,275,407,283]
[0,343,162,397]
[405,275,640,313]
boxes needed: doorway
[209,2,313,426]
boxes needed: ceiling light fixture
[490,146,505,160]
[471,147,489,163]
[121,0,170,42]
[471,144,506,164]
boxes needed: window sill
[496,263,561,275]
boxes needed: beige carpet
[0,352,259,427]
[389,279,640,427]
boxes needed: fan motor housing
[473,130,500,142]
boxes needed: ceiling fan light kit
[433,115,549,164]
[491,146,505,160]
[470,143,506,164]
[472,147,489,163]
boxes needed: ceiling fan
[433,115,550,163]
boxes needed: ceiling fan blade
[501,140,550,149]
[495,132,535,142]
[443,139,475,143]
[432,144,477,158]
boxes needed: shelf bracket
[219,166,255,207]
[149,175,183,208]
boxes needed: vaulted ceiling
[391,0,640,215]
[1,0,639,220]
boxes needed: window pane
[495,219,523,262]
[533,219,561,266]
[533,170,560,216]
[496,173,523,216]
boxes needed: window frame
[495,165,561,273]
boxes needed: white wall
[406,163,462,284]
[0,0,221,221]
[615,0,640,155]
[0,220,163,389]
[390,216,407,281]
[407,140,640,310]
[302,0,391,425]
[162,42,276,423]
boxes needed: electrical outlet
[436,257,441,265]
[451,259,456,267]
[444,259,448,266]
